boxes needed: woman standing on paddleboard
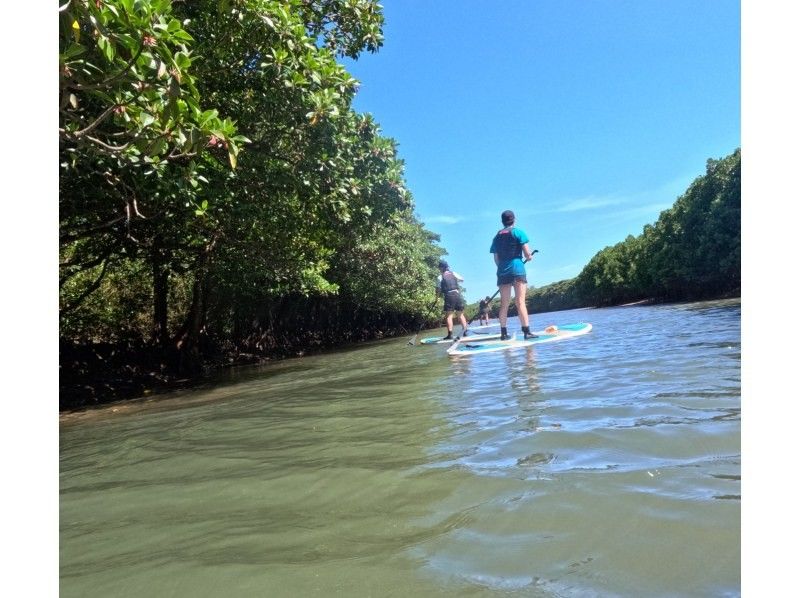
[490,210,537,340]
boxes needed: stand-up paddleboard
[471,322,500,330]
[420,332,502,345]
[447,323,592,355]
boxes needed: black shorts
[497,273,527,286]
[443,291,465,312]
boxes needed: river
[60,299,741,597]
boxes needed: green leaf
[149,137,168,156]
[62,43,87,60]
[171,30,194,42]
[173,51,192,70]
[97,36,115,62]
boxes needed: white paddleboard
[446,323,592,355]
[420,331,502,345]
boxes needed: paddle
[407,297,440,345]
[466,250,538,326]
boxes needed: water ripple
[61,299,740,597]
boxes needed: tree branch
[60,257,111,314]
[67,43,145,92]
[69,103,118,138]
[60,214,126,244]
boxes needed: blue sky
[343,0,741,303]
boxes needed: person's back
[437,260,469,339]
[479,296,490,325]
[491,227,526,280]
[440,270,460,294]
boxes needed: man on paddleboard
[478,296,491,326]
[489,210,537,340]
[436,260,470,340]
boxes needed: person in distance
[478,295,491,326]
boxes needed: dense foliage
[60,0,444,406]
[527,149,741,314]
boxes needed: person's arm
[490,237,499,266]
[522,243,534,261]
[452,271,464,283]
[515,229,533,261]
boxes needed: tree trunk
[151,242,170,348]
[176,240,215,376]
[177,272,205,375]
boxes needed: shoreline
[60,295,740,415]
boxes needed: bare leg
[514,280,529,327]
[498,285,512,326]
[458,311,468,334]
[445,312,454,333]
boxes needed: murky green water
[60,299,740,597]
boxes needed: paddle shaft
[467,250,538,326]
[408,296,440,344]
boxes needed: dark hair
[438,260,449,271]
[501,210,515,226]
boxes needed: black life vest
[494,227,522,262]
[440,271,459,294]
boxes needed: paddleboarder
[489,210,538,340]
[478,296,491,326]
[436,260,469,340]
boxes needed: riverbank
[59,332,400,413]
[59,340,381,413]
[60,293,739,413]
[60,343,261,412]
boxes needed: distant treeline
[524,148,740,314]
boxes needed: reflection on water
[61,299,740,597]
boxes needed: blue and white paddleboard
[419,336,454,345]
[420,331,502,345]
[446,323,592,355]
